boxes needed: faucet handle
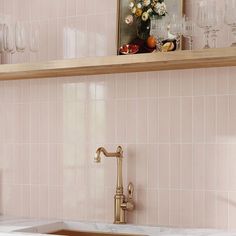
[128,182,134,200]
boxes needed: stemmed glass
[0,24,4,53]
[197,1,213,49]
[29,21,40,52]
[183,17,196,50]
[3,23,15,54]
[207,0,224,48]
[155,19,168,51]
[169,14,183,50]
[224,0,236,47]
[15,21,26,52]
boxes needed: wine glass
[207,0,224,48]
[197,0,213,49]
[3,23,15,54]
[29,21,40,52]
[15,21,26,52]
[224,0,236,47]
[155,19,168,51]
[0,24,4,53]
[183,17,196,50]
[170,14,183,50]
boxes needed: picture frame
[117,0,184,55]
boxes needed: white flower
[125,15,134,25]
[147,8,153,14]
[131,6,137,14]
[143,0,151,7]
[142,12,149,21]
[154,2,167,16]
[137,3,142,8]
[129,1,134,9]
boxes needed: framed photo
[117,0,184,55]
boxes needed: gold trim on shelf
[0,47,235,81]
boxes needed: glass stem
[189,36,193,50]
[231,25,236,47]
[175,34,181,50]
[211,29,218,48]
[204,27,210,49]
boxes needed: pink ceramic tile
[193,69,205,96]
[205,69,217,95]
[181,144,193,190]
[217,192,228,229]
[126,100,137,143]
[158,190,169,226]
[115,74,127,99]
[137,99,147,143]
[137,188,147,225]
[229,95,236,138]
[228,192,236,229]
[127,144,137,187]
[127,73,137,99]
[205,144,217,190]
[115,100,126,143]
[48,19,58,61]
[216,68,229,95]
[158,144,170,189]
[181,97,193,143]
[136,145,147,188]
[147,99,158,143]
[158,71,170,97]
[158,98,170,143]
[170,97,181,143]
[147,72,158,98]
[181,70,193,96]
[216,96,229,143]
[205,191,217,228]
[193,191,205,228]
[193,144,205,190]
[137,73,148,98]
[228,67,236,94]
[180,190,193,227]
[205,96,217,143]
[30,185,40,218]
[170,144,181,189]
[170,71,181,97]
[147,144,158,189]
[170,190,180,227]
[228,144,236,191]
[193,97,205,143]
[216,144,229,191]
[147,189,158,226]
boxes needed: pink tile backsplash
[0,0,236,230]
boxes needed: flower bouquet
[125,0,167,40]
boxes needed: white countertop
[0,217,235,236]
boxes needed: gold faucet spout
[94,146,123,163]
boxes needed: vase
[137,19,151,41]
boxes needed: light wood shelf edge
[0,47,235,81]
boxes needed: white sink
[14,221,147,236]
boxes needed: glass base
[203,45,210,49]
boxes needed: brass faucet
[94,146,135,224]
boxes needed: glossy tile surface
[0,0,236,230]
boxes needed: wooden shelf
[0,47,236,81]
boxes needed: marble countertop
[0,217,235,236]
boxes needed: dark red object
[119,44,140,55]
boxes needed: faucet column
[114,156,125,224]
